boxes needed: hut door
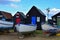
[31,16,36,24]
[57,17,60,26]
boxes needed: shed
[13,12,26,24]
[25,6,46,30]
[0,11,12,21]
[52,12,60,27]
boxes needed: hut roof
[26,6,46,17]
[52,12,60,17]
[0,11,12,19]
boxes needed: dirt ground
[0,32,60,40]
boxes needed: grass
[34,30,60,40]
[1,30,60,40]
[35,30,43,34]
[9,29,14,32]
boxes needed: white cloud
[6,3,19,8]
[0,0,21,5]
[8,0,21,2]
[10,3,18,8]
[50,8,60,19]
[0,0,20,8]
[50,8,60,15]
[43,8,60,20]
[43,8,60,16]
[0,0,21,2]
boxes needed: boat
[15,24,37,32]
[42,24,58,31]
[0,20,13,29]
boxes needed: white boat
[0,20,13,28]
[41,24,59,33]
[42,24,58,31]
[15,24,37,32]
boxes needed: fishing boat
[0,20,13,29]
[15,24,37,32]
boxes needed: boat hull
[0,20,13,29]
[15,24,37,32]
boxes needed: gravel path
[0,32,60,40]
[0,33,19,40]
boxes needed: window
[53,18,55,21]
[37,17,40,22]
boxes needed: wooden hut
[52,12,60,27]
[13,12,26,24]
[0,11,12,21]
[25,6,46,30]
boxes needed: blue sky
[0,0,60,19]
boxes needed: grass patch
[35,30,43,34]
[9,29,14,32]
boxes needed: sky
[0,0,60,19]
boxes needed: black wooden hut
[25,6,46,30]
[0,11,12,22]
[52,12,60,27]
[13,12,26,24]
